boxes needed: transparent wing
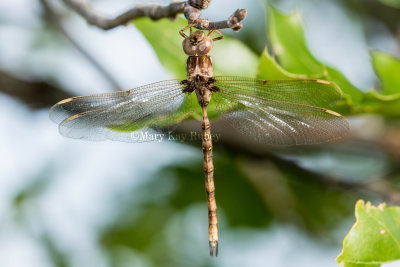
[212,77,349,145]
[49,80,191,142]
[213,76,343,108]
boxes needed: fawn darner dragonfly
[49,26,349,256]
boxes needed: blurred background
[1,0,400,266]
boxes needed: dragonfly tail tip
[209,241,219,257]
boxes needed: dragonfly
[49,25,350,257]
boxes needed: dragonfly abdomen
[201,105,218,256]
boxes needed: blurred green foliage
[265,6,364,107]
[101,154,272,266]
[135,18,188,78]
[100,147,360,266]
[371,50,400,95]
[265,6,400,117]
[379,0,400,8]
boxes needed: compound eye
[183,37,197,56]
[196,38,213,56]
[199,43,207,52]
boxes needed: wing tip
[325,109,342,117]
[57,98,74,105]
[315,79,331,85]
[63,113,81,122]
[49,97,75,123]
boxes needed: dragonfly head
[183,30,214,56]
[190,31,205,45]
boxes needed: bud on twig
[188,0,211,9]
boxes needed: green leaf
[267,6,324,75]
[266,5,364,104]
[359,91,400,117]
[265,5,400,117]
[211,37,258,77]
[257,47,306,79]
[134,17,188,78]
[379,0,400,8]
[337,200,400,267]
[371,50,400,95]
[339,264,379,267]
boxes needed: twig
[61,0,186,30]
[186,8,247,32]
[188,0,211,9]
[258,152,400,206]
[360,179,400,205]
[60,0,247,32]
[41,0,122,91]
[0,71,72,109]
[241,149,400,206]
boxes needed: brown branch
[262,149,400,206]
[360,180,400,205]
[60,0,186,30]
[244,148,400,206]
[0,72,72,109]
[187,8,247,32]
[41,0,122,91]
[188,0,211,9]
[60,0,247,32]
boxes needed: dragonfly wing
[213,79,349,145]
[213,76,343,108]
[49,80,191,142]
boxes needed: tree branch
[188,8,247,32]
[241,145,400,206]
[61,0,186,30]
[60,0,247,32]
[0,71,72,109]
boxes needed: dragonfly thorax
[183,31,214,56]
[186,55,213,80]
[181,75,218,107]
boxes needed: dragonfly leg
[180,79,195,93]
[179,22,197,38]
[208,29,224,41]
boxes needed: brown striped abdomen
[201,105,218,256]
